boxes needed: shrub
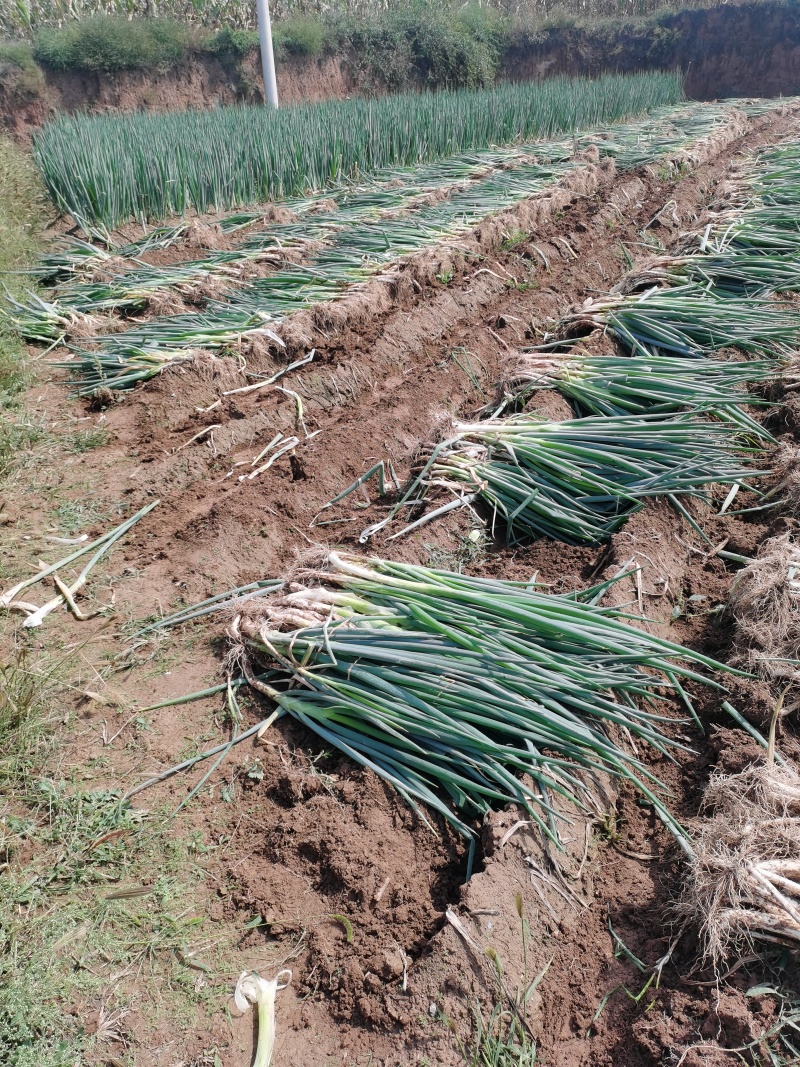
[273,15,325,58]
[32,17,197,73]
[340,2,506,91]
[211,27,260,57]
[0,41,45,100]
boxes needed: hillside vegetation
[0,0,774,92]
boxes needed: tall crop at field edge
[31,70,684,230]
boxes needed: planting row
[326,138,800,546]
[7,98,768,396]
[117,127,800,966]
[32,71,685,230]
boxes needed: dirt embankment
[4,2,800,138]
[503,2,800,100]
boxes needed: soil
[4,105,800,1066]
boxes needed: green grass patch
[63,426,109,453]
[0,133,45,476]
[0,641,241,1067]
[0,783,221,1067]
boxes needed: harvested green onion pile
[507,352,774,437]
[558,284,800,359]
[619,244,800,296]
[233,552,723,845]
[396,413,768,545]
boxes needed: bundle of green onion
[63,312,283,395]
[559,284,800,359]
[397,413,768,545]
[234,552,725,846]
[508,352,775,437]
[620,246,800,296]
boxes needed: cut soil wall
[503,2,800,100]
[3,2,800,139]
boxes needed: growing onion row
[28,99,769,395]
[33,71,686,230]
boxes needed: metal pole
[256,0,279,109]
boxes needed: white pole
[256,0,279,109]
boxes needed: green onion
[232,552,730,848]
[508,352,776,438]
[394,413,769,545]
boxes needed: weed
[637,229,666,253]
[273,14,325,58]
[53,497,122,535]
[0,415,46,479]
[501,228,529,251]
[210,27,260,57]
[447,896,545,1066]
[505,267,537,293]
[0,646,67,795]
[456,999,538,1065]
[0,42,46,101]
[442,346,487,393]
[656,159,691,183]
[437,268,455,284]
[426,529,487,573]
[0,751,236,1067]
[64,426,109,453]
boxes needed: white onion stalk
[234,969,292,1067]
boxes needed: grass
[448,894,541,1066]
[53,497,119,534]
[0,791,222,1067]
[0,136,245,1060]
[0,134,45,402]
[0,635,253,1067]
[32,69,684,229]
[0,646,66,797]
[0,134,46,479]
[64,426,109,453]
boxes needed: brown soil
[5,106,800,1066]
